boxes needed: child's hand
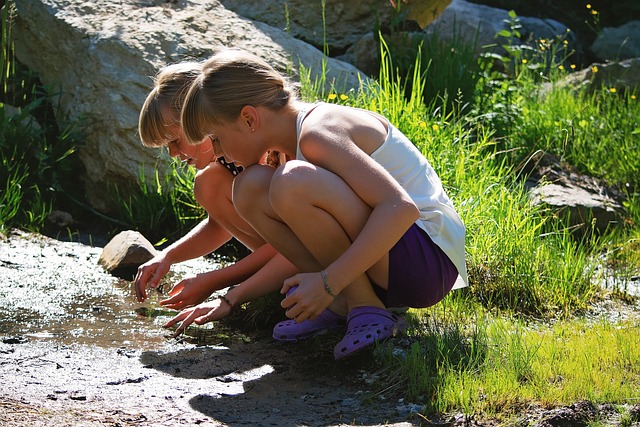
[163,299,231,337]
[281,272,334,322]
[134,255,172,302]
[159,275,213,310]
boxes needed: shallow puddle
[0,230,221,349]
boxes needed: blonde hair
[139,61,202,148]
[181,49,297,145]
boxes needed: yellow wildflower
[570,64,576,69]
[632,95,637,100]
[586,4,591,9]
[591,65,599,73]
[339,94,348,101]
[432,124,440,132]
[522,59,528,64]
[419,121,427,128]
[558,65,565,70]
[609,88,617,93]
[327,93,337,100]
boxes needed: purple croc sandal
[272,309,346,342]
[333,306,404,360]
[272,286,346,342]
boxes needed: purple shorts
[374,224,458,309]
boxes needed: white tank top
[296,105,468,289]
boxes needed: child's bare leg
[271,161,387,310]
[234,161,387,311]
[201,162,266,250]
[233,164,323,272]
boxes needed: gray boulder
[12,0,366,212]
[523,152,625,235]
[554,58,640,95]
[590,20,640,62]
[425,0,575,58]
[98,230,157,279]
[219,0,395,53]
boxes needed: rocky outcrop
[340,0,580,77]
[554,58,640,95]
[12,0,366,212]
[424,0,574,58]
[522,152,625,235]
[218,0,395,54]
[591,20,640,62]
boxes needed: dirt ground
[2,229,639,427]
[0,230,427,427]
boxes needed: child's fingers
[281,275,300,294]
[134,269,151,301]
[194,310,215,325]
[167,282,185,296]
[162,309,190,329]
[159,296,183,309]
[172,313,198,337]
[148,271,163,289]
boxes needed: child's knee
[269,161,315,209]
[194,162,233,206]
[232,164,273,216]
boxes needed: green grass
[1,0,82,234]
[106,159,204,245]
[2,4,639,422]
[321,22,639,419]
[387,302,640,417]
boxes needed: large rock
[425,0,575,58]
[220,0,452,54]
[554,58,640,95]
[12,0,366,212]
[341,0,576,78]
[98,230,157,279]
[590,20,640,62]
[219,0,394,53]
[523,152,625,235]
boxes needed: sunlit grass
[376,298,640,417]
[107,159,203,245]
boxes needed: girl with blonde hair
[137,60,297,336]
[180,49,468,360]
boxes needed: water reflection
[0,232,221,349]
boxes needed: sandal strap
[346,306,397,324]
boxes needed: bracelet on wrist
[219,294,233,308]
[320,270,336,298]
[219,285,236,308]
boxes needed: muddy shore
[0,230,423,426]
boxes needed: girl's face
[165,123,215,170]
[210,116,263,168]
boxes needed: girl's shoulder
[194,158,240,186]
[299,103,390,156]
[303,102,388,132]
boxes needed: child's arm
[134,217,233,302]
[135,162,239,302]
[163,251,298,336]
[158,243,282,309]
[281,106,420,319]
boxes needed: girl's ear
[239,105,259,131]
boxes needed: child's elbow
[400,198,420,223]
